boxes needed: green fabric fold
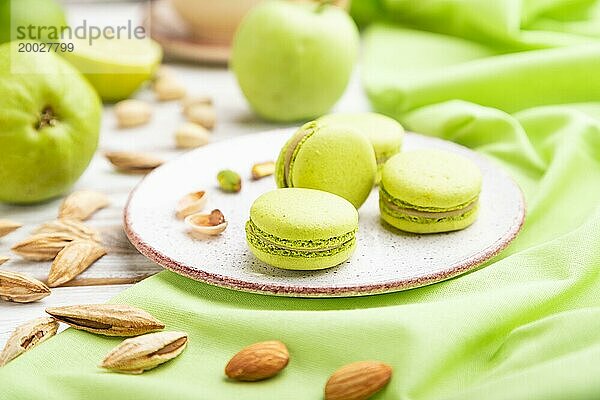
[2,1,600,399]
[351,0,600,49]
[363,27,600,117]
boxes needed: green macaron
[379,149,482,234]
[275,120,377,209]
[318,112,404,182]
[246,188,358,270]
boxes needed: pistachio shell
[181,95,213,114]
[154,78,186,101]
[105,151,164,174]
[176,191,208,219]
[175,123,211,149]
[114,99,152,128]
[184,103,215,129]
[154,65,175,81]
[185,209,227,236]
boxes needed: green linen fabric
[351,0,600,49]
[2,1,600,399]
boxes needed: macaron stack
[246,113,483,271]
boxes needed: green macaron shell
[379,149,482,233]
[250,188,358,240]
[381,150,482,209]
[246,188,359,270]
[275,121,377,209]
[318,112,404,164]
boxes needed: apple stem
[36,106,57,130]
[316,0,334,12]
[316,0,347,12]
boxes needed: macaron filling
[380,186,478,213]
[245,219,356,258]
[376,154,392,166]
[379,186,479,223]
[281,123,317,187]
[375,147,402,167]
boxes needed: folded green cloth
[352,0,600,49]
[2,1,600,399]
[363,27,600,118]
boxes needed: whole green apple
[0,42,101,203]
[231,0,359,122]
[0,0,67,43]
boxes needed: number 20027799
[17,42,74,53]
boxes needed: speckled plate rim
[124,130,526,298]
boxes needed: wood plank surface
[0,63,282,347]
[0,2,368,348]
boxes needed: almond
[225,340,289,381]
[324,361,392,400]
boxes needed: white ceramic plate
[125,129,525,297]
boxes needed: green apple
[231,0,359,122]
[0,0,67,44]
[63,37,163,102]
[0,42,101,204]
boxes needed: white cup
[170,0,263,44]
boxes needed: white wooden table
[0,3,368,346]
